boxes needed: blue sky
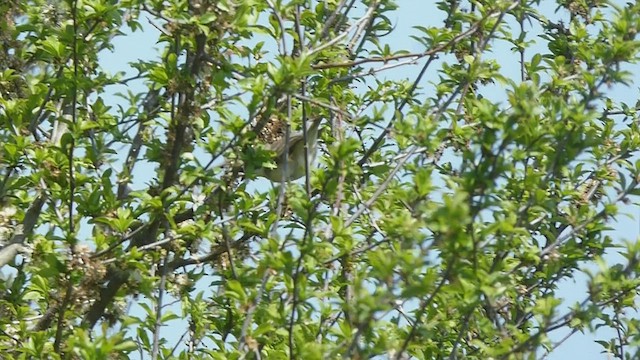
[97,1,640,358]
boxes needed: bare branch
[0,193,45,267]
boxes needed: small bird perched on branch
[257,116,323,182]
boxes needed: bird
[257,116,323,182]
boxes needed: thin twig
[540,181,635,257]
[238,271,271,350]
[329,56,422,84]
[222,225,238,279]
[169,329,189,358]
[307,7,376,56]
[266,0,288,55]
[539,328,579,359]
[319,0,348,39]
[151,254,169,360]
[29,67,64,141]
[90,222,148,259]
[395,263,455,360]
[346,1,379,54]
[291,93,353,120]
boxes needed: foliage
[1,0,640,359]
